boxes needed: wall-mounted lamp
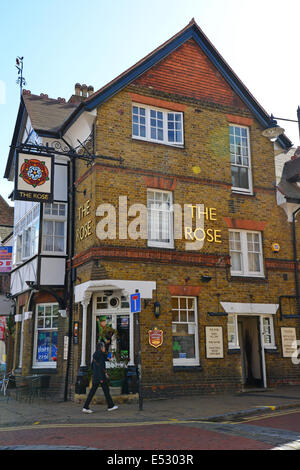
[201,275,212,283]
[262,115,285,142]
[154,301,161,319]
[25,280,38,289]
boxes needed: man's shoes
[108,405,118,411]
[82,408,93,413]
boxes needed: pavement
[1,384,300,428]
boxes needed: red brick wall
[133,39,247,109]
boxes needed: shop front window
[33,304,58,368]
[172,296,199,366]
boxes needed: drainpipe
[292,207,300,315]
[63,140,77,402]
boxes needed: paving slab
[1,385,300,428]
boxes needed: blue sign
[130,293,141,313]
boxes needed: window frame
[261,315,276,349]
[132,103,184,147]
[229,124,253,194]
[13,204,40,266]
[171,296,199,366]
[229,229,264,278]
[227,314,276,350]
[147,189,174,249]
[41,203,67,255]
[32,303,59,369]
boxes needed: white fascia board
[221,302,279,315]
[64,110,96,149]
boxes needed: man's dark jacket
[91,349,107,383]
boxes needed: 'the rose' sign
[14,152,54,202]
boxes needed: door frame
[237,314,267,388]
[91,294,134,365]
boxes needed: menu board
[205,326,223,358]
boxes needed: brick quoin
[133,39,247,109]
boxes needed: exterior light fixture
[25,280,38,289]
[262,115,285,142]
[154,301,161,319]
[201,275,212,283]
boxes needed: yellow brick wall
[73,84,300,395]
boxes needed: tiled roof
[0,195,14,226]
[22,91,79,135]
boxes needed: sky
[0,0,299,205]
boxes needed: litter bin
[125,365,138,394]
[75,370,88,394]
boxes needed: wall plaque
[148,328,163,348]
[205,326,223,358]
[281,327,297,357]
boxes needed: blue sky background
[0,0,299,205]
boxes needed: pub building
[5,20,300,402]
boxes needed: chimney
[68,83,94,103]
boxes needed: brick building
[71,19,300,398]
[5,19,300,401]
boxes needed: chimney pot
[75,83,81,96]
[81,84,88,97]
[87,85,94,97]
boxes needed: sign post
[130,292,143,410]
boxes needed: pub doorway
[91,293,134,366]
[238,316,264,388]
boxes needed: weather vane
[15,56,26,97]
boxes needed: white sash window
[147,189,174,249]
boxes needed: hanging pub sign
[148,327,163,348]
[14,151,54,202]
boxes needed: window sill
[173,366,202,372]
[147,243,174,250]
[230,275,266,282]
[32,364,57,370]
[40,252,67,257]
[264,348,278,353]
[228,348,241,354]
[132,136,184,149]
[231,189,254,196]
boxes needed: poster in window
[37,331,57,362]
[14,151,54,202]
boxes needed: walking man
[82,341,118,413]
